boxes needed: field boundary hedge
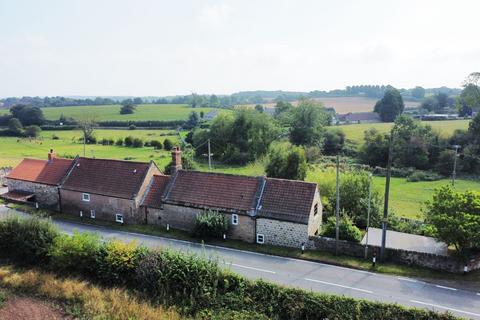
[0,216,459,320]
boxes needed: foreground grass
[0,264,181,320]
[50,212,480,288]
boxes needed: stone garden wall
[307,236,480,274]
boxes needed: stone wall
[60,189,142,224]
[257,218,308,248]
[0,167,12,186]
[145,204,256,243]
[307,236,480,273]
[7,179,59,210]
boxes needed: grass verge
[0,264,181,320]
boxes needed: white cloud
[196,3,231,26]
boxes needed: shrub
[124,136,134,147]
[150,140,163,150]
[193,210,228,239]
[0,216,59,265]
[51,134,60,140]
[406,171,443,182]
[49,231,102,277]
[115,138,123,146]
[24,125,41,137]
[132,137,144,148]
[163,138,173,151]
[100,138,110,145]
[321,216,362,242]
[96,240,146,285]
[129,124,137,130]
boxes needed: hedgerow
[0,216,459,320]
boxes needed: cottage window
[82,193,90,202]
[256,233,265,244]
[115,214,124,223]
[90,210,95,219]
[231,214,239,225]
[313,203,318,216]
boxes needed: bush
[24,125,41,137]
[124,136,134,147]
[132,137,144,148]
[115,138,123,146]
[150,140,163,150]
[193,210,228,239]
[49,231,101,277]
[163,138,173,151]
[52,134,60,140]
[406,171,443,182]
[100,138,110,145]
[321,216,362,242]
[0,216,59,265]
[96,240,146,285]
[129,124,137,130]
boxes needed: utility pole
[335,155,340,255]
[207,139,212,171]
[452,145,460,187]
[83,130,86,157]
[380,135,393,261]
[364,172,373,259]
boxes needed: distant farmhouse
[336,112,381,124]
[2,148,322,248]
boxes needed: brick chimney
[170,147,182,174]
[48,149,56,162]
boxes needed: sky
[0,0,479,97]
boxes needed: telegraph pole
[364,172,373,259]
[452,145,460,187]
[207,139,212,171]
[335,155,340,255]
[83,130,86,157]
[380,135,393,261]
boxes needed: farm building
[60,157,161,224]
[142,149,322,247]
[2,150,74,210]
[336,112,381,124]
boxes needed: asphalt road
[1,205,479,319]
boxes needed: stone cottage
[2,150,74,210]
[142,149,322,247]
[60,157,160,224]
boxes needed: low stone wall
[307,236,480,274]
[0,167,12,186]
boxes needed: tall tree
[289,99,331,146]
[265,144,307,181]
[374,88,404,122]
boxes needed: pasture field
[332,119,470,144]
[0,129,179,168]
[0,104,212,122]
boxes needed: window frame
[256,233,265,244]
[313,203,318,216]
[115,214,124,223]
[90,210,95,219]
[82,193,90,202]
[231,213,239,225]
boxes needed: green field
[0,104,213,122]
[332,119,470,144]
[0,129,179,168]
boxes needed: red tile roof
[61,158,150,199]
[164,170,261,213]
[258,178,317,224]
[7,158,73,185]
[142,175,170,208]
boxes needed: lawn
[0,129,179,168]
[0,104,213,122]
[332,119,470,144]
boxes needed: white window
[90,210,95,219]
[115,214,124,223]
[256,233,265,244]
[82,193,90,202]
[231,214,239,225]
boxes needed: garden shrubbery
[193,210,228,239]
[321,216,363,242]
[0,216,459,320]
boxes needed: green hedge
[0,216,459,320]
